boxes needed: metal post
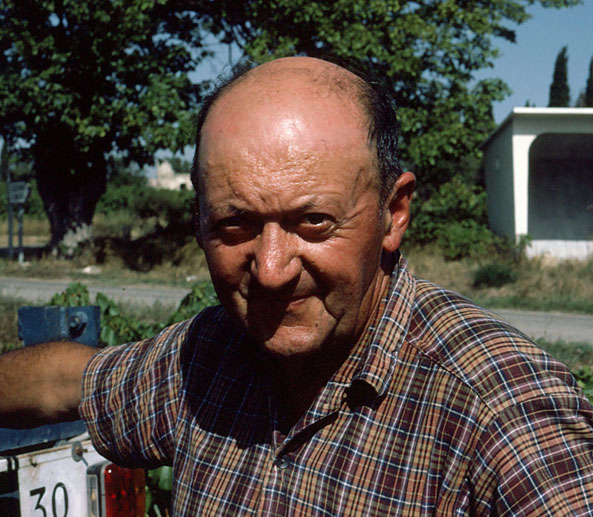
[7,169,13,259]
[7,203,13,259]
[17,205,24,264]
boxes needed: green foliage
[0,1,207,247]
[95,165,195,233]
[163,155,192,175]
[131,188,195,230]
[409,176,497,259]
[0,1,203,162]
[473,263,518,288]
[95,183,146,215]
[167,282,219,325]
[95,292,163,347]
[46,281,218,348]
[438,221,496,261]
[145,467,173,517]
[548,46,570,107]
[225,0,579,195]
[47,282,159,346]
[573,365,593,403]
[48,282,91,306]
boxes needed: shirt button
[275,456,291,470]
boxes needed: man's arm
[471,395,593,515]
[0,341,98,428]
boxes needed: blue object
[0,306,101,454]
[17,306,101,347]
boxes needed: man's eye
[218,216,243,230]
[297,213,334,239]
[302,213,330,226]
[211,216,259,243]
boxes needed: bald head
[229,57,368,104]
[191,56,403,202]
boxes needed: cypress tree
[548,46,570,107]
[585,56,593,107]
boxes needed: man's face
[196,74,397,361]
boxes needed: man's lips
[244,292,314,311]
[255,294,308,305]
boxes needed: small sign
[8,181,30,204]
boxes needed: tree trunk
[34,133,107,257]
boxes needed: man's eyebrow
[208,203,248,216]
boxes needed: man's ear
[381,171,415,253]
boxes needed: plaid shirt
[80,255,593,515]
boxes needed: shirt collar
[349,252,416,397]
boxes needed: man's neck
[274,265,395,431]
[274,345,351,431]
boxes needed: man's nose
[250,223,300,289]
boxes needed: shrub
[167,282,219,325]
[472,262,518,288]
[409,175,497,259]
[436,220,495,261]
[47,281,218,347]
[96,183,147,214]
[132,187,194,231]
[573,365,593,403]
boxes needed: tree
[204,0,579,198]
[0,1,208,254]
[577,56,593,107]
[548,46,570,107]
[1,0,582,253]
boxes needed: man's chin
[253,326,325,360]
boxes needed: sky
[479,1,593,123]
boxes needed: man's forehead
[195,57,378,196]
[230,57,364,95]
[205,59,367,126]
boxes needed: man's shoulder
[404,278,579,415]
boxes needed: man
[2,57,593,515]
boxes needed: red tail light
[87,461,145,517]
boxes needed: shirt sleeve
[471,391,593,515]
[79,318,194,468]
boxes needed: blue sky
[480,1,593,123]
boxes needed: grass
[538,339,593,372]
[402,244,593,315]
[0,214,210,286]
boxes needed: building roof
[481,107,593,149]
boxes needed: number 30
[30,483,69,517]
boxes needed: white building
[482,108,593,259]
[149,160,192,190]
